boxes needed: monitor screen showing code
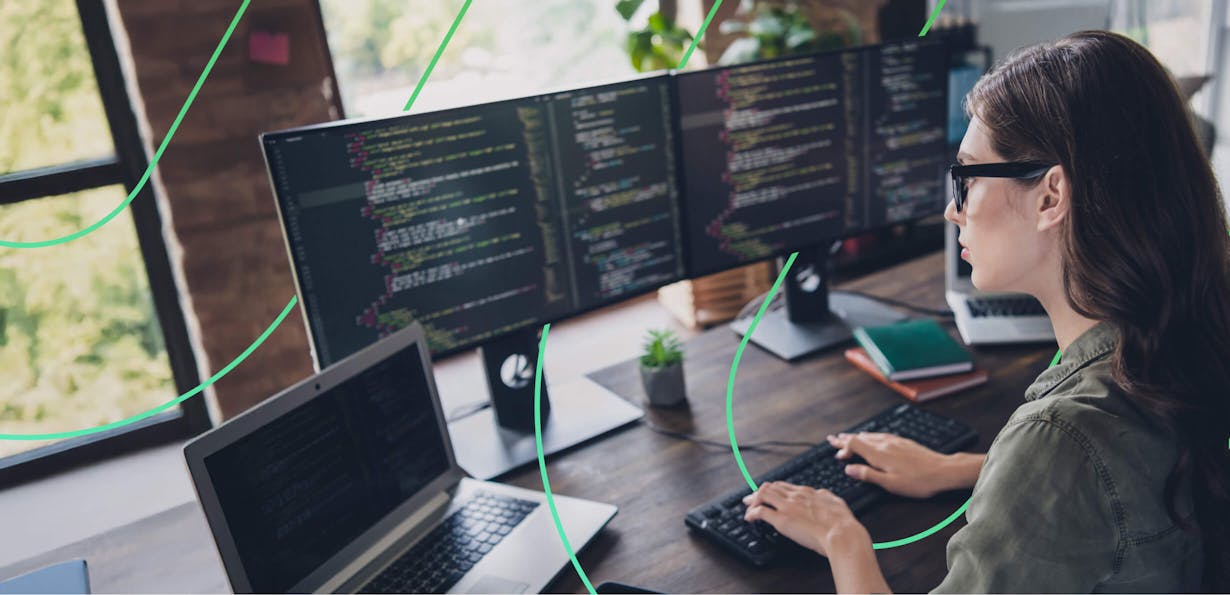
[204,343,448,593]
[676,52,851,275]
[265,75,683,366]
[677,41,948,276]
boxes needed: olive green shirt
[932,321,1202,593]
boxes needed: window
[319,0,637,116]
[0,0,205,481]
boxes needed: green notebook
[852,318,973,381]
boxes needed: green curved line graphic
[0,295,298,441]
[533,0,966,573]
[727,251,799,491]
[919,0,947,37]
[726,254,1063,550]
[533,323,599,595]
[404,0,472,111]
[677,0,724,69]
[874,497,970,549]
[0,0,250,249]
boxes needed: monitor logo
[795,263,821,293]
[500,354,534,389]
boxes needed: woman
[744,30,1230,592]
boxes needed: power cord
[735,287,953,321]
[447,400,491,423]
[449,401,815,453]
[448,401,814,453]
[641,418,814,452]
[832,289,955,318]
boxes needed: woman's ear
[1036,165,1069,232]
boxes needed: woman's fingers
[755,481,792,506]
[742,481,799,508]
[832,433,881,461]
[829,432,890,454]
[743,503,784,526]
[743,483,785,506]
[844,463,889,486]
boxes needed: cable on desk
[735,288,785,320]
[734,288,953,321]
[447,400,491,423]
[832,289,955,318]
[448,402,814,453]
[641,418,814,452]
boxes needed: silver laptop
[944,223,1055,345]
[184,322,616,594]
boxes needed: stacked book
[847,318,987,402]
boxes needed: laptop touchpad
[466,576,528,594]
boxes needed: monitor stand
[729,248,908,361]
[444,328,644,480]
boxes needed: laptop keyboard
[967,296,1045,318]
[362,491,539,594]
[684,403,977,566]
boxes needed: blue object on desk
[0,560,90,594]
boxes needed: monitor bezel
[183,322,464,594]
[261,38,949,369]
[260,72,687,369]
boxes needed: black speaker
[479,329,550,431]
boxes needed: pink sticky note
[249,30,290,66]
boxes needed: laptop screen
[203,342,449,593]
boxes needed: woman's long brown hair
[967,30,1230,589]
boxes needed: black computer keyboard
[967,296,1045,318]
[684,403,977,566]
[363,491,539,594]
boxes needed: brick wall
[113,0,341,419]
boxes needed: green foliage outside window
[0,1,174,458]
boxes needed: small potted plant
[639,329,687,407]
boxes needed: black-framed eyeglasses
[949,162,1055,213]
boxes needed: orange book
[844,347,987,402]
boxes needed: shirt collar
[1023,320,1118,401]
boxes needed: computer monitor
[676,40,949,359]
[675,50,852,277]
[263,75,675,478]
[263,73,684,367]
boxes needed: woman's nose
[944,198,960,224]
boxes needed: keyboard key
[361,490,538,593]
[685,404,977,567]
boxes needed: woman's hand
[743,482,891,593]
[742,481,870,557]
[828,432,984,498]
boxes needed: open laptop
[184,322,616,594]
[944,222,1055,345]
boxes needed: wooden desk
[0,251,1054,593]
[517,251,1053,593]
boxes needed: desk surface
[0,251,1055,593]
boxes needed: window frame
[0,0,209,485]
